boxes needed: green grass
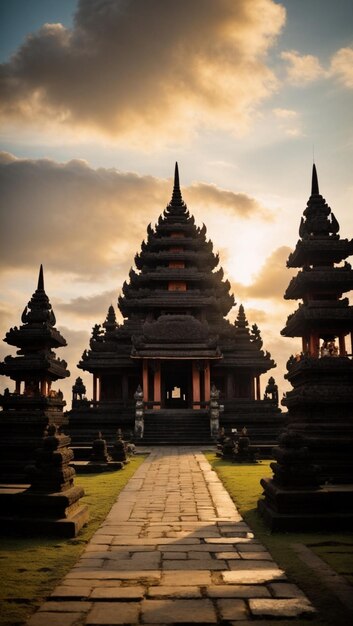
[0,456,146,626]
[206,453,353,626]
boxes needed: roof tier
[281,300,353,337]
[284,265,353,300]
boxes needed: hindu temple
[69,164,282,451]
[258,164,353,530]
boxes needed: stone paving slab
[29,447,315,624]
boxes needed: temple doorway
[162,361,191,408]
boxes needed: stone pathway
[28,447,315,625]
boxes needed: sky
[0,0,352,407]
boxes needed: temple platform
[258,479,353,532]
[0,483,89,538]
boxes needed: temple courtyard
[15,447,351,626]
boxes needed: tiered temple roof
[282,165,353,339]
[0,265,69,388]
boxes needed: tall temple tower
[259,164,353,530]
[70,164,282,447]
[0,266,70,482]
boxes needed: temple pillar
[339,334,346,356]
[256,375,261,400]
[309,333,319,357]
[122,374,129,402]
[226,373,233,399]
[15,380,21,394]
[204,361,211,402]
[93,374,97,403]
[98,376,101,401]
[40,380,46,396]
[192,361,201,409]
[143,359,149,403]
[153,361,161,409]
[302,337,308,354]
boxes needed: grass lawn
[0,456,146,626]
[206,453,353,626]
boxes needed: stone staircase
[142,409,213,445]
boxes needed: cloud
[281,46,353,90]
[0,152,272,278]
[56,290,119,319]
[0,0,285,141]
[281,49,326,84]
[273,108,297,119]
[231,246,295,299]
[187,183,272,219]
[244,307,268,325]
[272,107,302,138]
[330,46,353,88]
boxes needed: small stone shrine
[0,266,70,482]
[259,164,353,530]
[69,164,283,450]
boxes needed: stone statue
[134,385,144,439]
[209,384,221,439]
[264,376,279,404]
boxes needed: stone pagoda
[259,164,353,530]
[69,164,282,448]
[0,266,70,482]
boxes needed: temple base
[0,484,89,537]
[258,478,353,532]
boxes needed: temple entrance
[162,361,191,408]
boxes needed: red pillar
[309,333,319,357]
[15,380,21,394]
[204,361,211,402]
[256,375,261,401]
[339,334,346,356]
[192,361,201,409]
[143,359,149,403]
[93,374,97,402]
[40,380,46,396]
[154,361,161,409]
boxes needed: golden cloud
[187,183,273,220]
[281,50,326,83]
[0,152,272,278]
[330,46,353,88]
[281,45,353,90]
[231,246,295,300]
[0,0,285,141]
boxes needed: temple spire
[37,264,44,291]
[171,162,184,206]
[311,163,319,196]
